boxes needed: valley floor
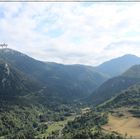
[36,107,91,138]
[102,113,140,138]
[36,115,76,138]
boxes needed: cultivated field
[102,113,140,138]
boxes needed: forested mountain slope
[87,64,140,106]
[0,48,107,100]
[98,83,140,110]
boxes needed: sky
[0,2,140,66]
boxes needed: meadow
[102,113,140,138]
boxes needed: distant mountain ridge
[87,64,140,106]
[95,54,140,77]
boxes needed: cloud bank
[0,2,140,66]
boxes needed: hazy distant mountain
[0,48,107,100]
[87,64,140,106]
[95,54,140,77]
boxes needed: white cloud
[0,3,140,66]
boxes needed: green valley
[0,48,140,139]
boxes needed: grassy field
[37,115,75,138]
[102,113,140,138]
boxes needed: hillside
[98,83,140,138]
[87,64,140,106]
[0,60,41,97]
[123,65,140,78]
[61,111,123,139]
[98,83,140,110]
[61,83,140,139]
[0,59,81,139]
[95,54,140,77]
[0,48,108,138]
[0,60,43,138]
[0,48,107,100]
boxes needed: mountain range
[94,54,140,77]
[1,48,140,138]
[87,64,140,106]
[0,49,107,101]
[1,48,140,102]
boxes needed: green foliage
[0,105,41,138]
[128,109,140,118]
[87,66,140,106]
[62,111,123,139]
[98,84,140,111]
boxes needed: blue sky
[0,2,140,66]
